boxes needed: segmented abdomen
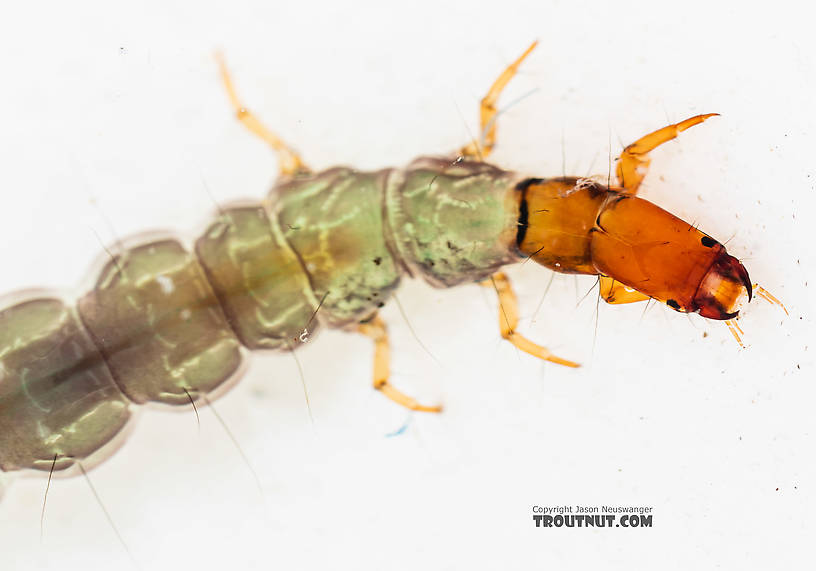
[0,157,521,476]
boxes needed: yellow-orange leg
[216,54,310,177]
[483,272,580,367]
[598,276,651,304]
[459,41,538,160]
[616,113,719,194]
[357,315,443,413]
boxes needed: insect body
[0,42,773,484]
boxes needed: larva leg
[483,272,580,368]
[357,315,443,413]
[459,41,538,160]
[216,54,309,176]
[616,113,719,194]
[598,276,650,304]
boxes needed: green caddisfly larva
[0,41,786,490]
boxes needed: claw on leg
[459,41,538,160]
[357,315,443,413]
[616,113,719,194]
[216,53,309,177]
[482,272,580,368]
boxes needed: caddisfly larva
[0,41,785,502]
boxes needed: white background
[0,1,813,570]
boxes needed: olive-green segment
[271,168,402,326]
[0,298,131,472]
[195,204,320,349]
[78,239,243,405]
[386,157,522,287]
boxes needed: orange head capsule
[589,194,752,319]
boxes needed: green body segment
[386,157,522,287]
[0,157,524,476]
[196,203,320,348]
[77,239,244,406]
[272,168,402,326]
[0,299,131,472]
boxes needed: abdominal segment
[0,158,524,477]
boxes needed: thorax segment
[516,177,608,274]
[385,157,524,287]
